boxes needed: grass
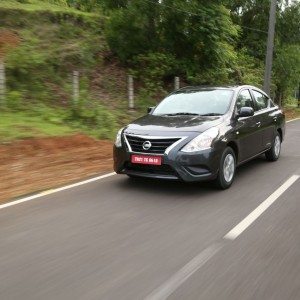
[0,109,76,142]
[0,96,149,142]
[0,100,141,142]
[0,0,96,16]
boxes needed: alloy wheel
[223,153,235,183]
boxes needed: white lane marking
[224,174,299,240]
[287,117,300,123]
[144,243,222,300]
[145,174,300,299]
[0,172,116,210]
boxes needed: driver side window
[236,90,254,112]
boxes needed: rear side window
[252,90,269,110]
[236,90,254,111]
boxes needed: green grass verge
[0,110,75,142]
[0,103,124,142]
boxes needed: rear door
[234,89,263,162]
[251,89,275,150]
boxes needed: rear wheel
[265,132,281,161]
[215,147,236,190]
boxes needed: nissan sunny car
[113,85,285,189]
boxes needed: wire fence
[0,61,299,110]
[0,62,185,110]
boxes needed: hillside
[1,0,299,143]
[0,0,144,141]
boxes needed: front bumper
[113,145,221,182]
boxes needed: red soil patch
[0,134,113,204]
[284,108,300,121]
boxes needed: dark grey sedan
[113,85,285,189]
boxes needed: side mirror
[238,107,254,118]
[147,106,154,114]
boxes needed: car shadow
[115,155,269,198]
[235,155,267,176]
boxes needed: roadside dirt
[1,111,298,205]
[284,108,300,120]
[0,135,113,204]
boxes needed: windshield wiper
[199,113,223,116]
[163,112,200,116]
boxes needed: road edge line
[0,172,116,210]
[287,117,300,123]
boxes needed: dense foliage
[2,0,299,103]
[0,0,299,141]
[102,0,299,103]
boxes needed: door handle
[256,121,261,127]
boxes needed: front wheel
[265,132,281,161]
[215,147,236,190]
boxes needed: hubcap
[274,135,281,157]
[223,154,235,183]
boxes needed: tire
[215,147,236,190]
[265,132,281,161]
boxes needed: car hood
[124,114,223,135]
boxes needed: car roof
[175,85,269,96]
[177,85,253,91]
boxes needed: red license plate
[131,155,162,165]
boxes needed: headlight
[115,128,124,147]
[181,127,219,152]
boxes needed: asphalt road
[1,120,300,300]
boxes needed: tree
[226,0,300,103]
[105,0,161,61]
[106,0,239,84]
[273,45,300,105]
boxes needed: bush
[6,90,23,110]
[68,97,118,139]
[131,52,176,96]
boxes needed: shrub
[6,90,23,110]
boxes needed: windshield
[152,89,233,116]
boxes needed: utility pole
[263,0,277,95]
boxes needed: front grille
[125,135,180,154]
[125,162,177,176]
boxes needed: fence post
[174,76,180,90]
[298,82,300,108]
[0,60,5,107]
[73,70,79,105]
[128,75,134,109]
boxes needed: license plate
[131,155,162,165]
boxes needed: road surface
[1,120,300,300]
